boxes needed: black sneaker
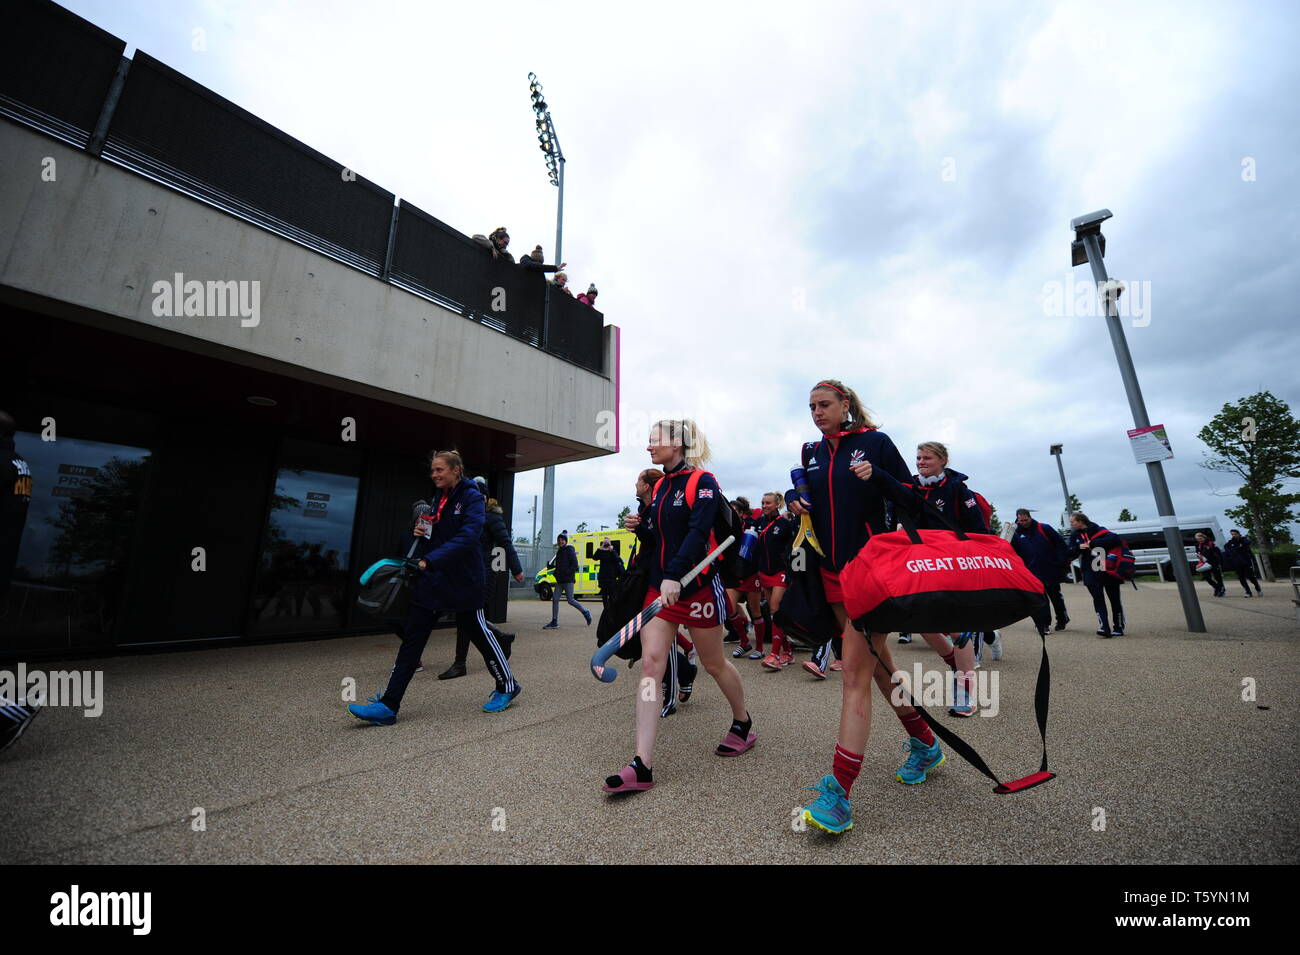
[1054,617,1069,631]
[542,621,559,630]
[437,662,467,680]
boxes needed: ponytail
[653,418,713,469]
[813,379,879,429]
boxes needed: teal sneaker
[800,775,854,834]
[483,685,522,713]
[348,700,396,725]
[895,736,945,784]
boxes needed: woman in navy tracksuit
[348,451,519,724]
[604,419,753,794]
[873,440,989,717]
[1067,513,1126,636]
[792,380,932,836]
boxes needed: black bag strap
[866,630,1054,794]
[885,479,970,545]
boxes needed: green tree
[1198,390,1300,555]
[576,521,589,533]
[987,504,1003,536]
[1067,494,1083,515]
[616,505,631,529]
[1118,508,1136,522]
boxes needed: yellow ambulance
[533,529,639,601]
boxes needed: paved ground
[2,582,1297,864]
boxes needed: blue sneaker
[800,775,853,834]
[949,675,977,717]
[348,700,396,725]
[895,736,945,784]
[483,685,522,713]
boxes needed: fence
[0,0,606,374]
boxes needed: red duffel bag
[841,501,1046,634]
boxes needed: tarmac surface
[2,581,1297,864]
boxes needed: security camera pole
[1049,443,1072,528]
[1070,209,1205,632]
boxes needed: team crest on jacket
[454,503,463,514]
[673,490,685,506]
[849,449,866,467]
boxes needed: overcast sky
[66,0,1300,542]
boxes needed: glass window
[2,434,151,651]
[249,467,359,635]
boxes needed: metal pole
[554,145,565,269]
[1080,232,1206,632]
[1053,451,1072,524]
[539,112,564,557]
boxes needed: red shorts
[737,574,761,593]
[758,571,787,589]
[820,567,844,604]
[644,580,732,628]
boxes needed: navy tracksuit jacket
[642,462,724,598]
[800,428,911,572]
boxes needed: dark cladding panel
[102,52,394,274]
[389,200,546,346]
[0,0,126,145]
[546,288,606,374]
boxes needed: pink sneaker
[802,660,827,680]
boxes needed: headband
[815,382,848,400]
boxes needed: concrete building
[0,0,618,656]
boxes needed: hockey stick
[590,535,734,683]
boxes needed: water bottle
[790,467,813,510]
[738,525,759,560]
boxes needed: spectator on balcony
[551,272,574,296]
[577,284,599,307]
[519,245,566,274]
[472,226,514,263]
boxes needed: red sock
[832,744,863,795]
[772,624,787,656]
[941,650,957,670]
[755,620,767,653]
[900,710,934,746]
[676,631,694,653]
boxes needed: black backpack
[595,545,650,662]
